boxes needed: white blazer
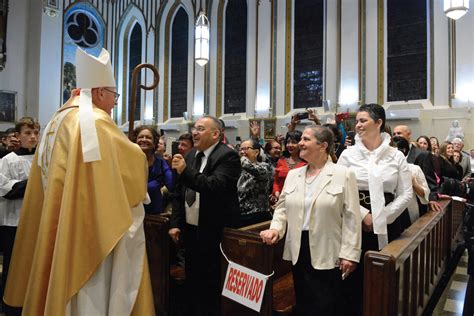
[270,159,362,269]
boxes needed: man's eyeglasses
[191,127,207,133]
[103,88,120,102]
[240,147,255,152]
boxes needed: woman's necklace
[305,165,323,184]
[305,172,318,184]
[286,157,300,170]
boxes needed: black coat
[408,145,439,201]
[170,142,241,239]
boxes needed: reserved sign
[221,261,268,312]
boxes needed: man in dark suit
[169,115,241,315]
[393,125,442,212]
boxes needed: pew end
[220,221,295,315]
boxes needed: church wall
[0,0,29,130]
[1,0,473,148]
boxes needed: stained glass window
[224,0,247,114]
[387,0,427,101]
[129,23,142,120]
[170,8,189,118]
[62,3,105,103]
[293,0,324,109]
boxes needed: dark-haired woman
[430,136,440,156]
[264,139,282,167]
[273,131,306,200]
[337,103,412,315]
[134,126,174,214]
[237,139,274,227]
[439,141,462,181]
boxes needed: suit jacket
[270,160,362,270]
[170,142,241,243]
[459,151,471,178]
[408,145,439,201]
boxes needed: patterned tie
[185,151,204,207]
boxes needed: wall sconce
[444,0,469,20]
[43,0,59,17]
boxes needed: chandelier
[195,11,209,66]
[444,0,469,20]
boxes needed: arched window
[62,3,105,103]
[170,7,189,118]
[387,0,427,101]
[293,0,324,109]
[224,0,247,114]
[129,23,142,120]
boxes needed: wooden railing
[141,199,465,316]
[364,199,465,316]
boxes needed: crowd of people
[1,49,474,316]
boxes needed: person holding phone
[261,125,361,315]
[133,125,174,214]
[237,138,274,227]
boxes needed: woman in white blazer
[261,125,361,315]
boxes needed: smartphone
[346,131,355,146]
[296,112,309,120]
[165,137,176,155]
[236,136,241,143]
[171,141,179,156]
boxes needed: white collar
[354,132,392,160]
[198,141,219,158]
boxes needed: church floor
[0,251,471,315]
[433,249,470,315]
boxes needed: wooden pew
[363,198,465,316]
[144,214,170,316]
[220,221,296,315]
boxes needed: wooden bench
[363,198,465,316]
[143,213,170,315]
[220,221,296,315]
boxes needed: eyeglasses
[103,88,120,102]
[240,147,255,152]
[271,146,282,150]
[191,127,206,133]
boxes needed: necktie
[185,151,204,207]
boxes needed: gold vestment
[4,101,155,315]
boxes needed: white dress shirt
[338,133,413,248]
[185,141,219,226]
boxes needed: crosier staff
[128,63,160,140]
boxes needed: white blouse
[406,163,430,223]
[338,133,413,248]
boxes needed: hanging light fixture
[444,0,469,20]
[195,1,210,67]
